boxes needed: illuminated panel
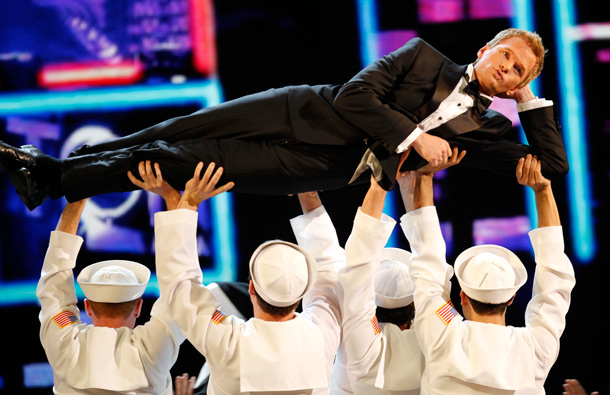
[38,60,144,89]
[0,79,238,305]
[23,362,54,388]
[0,80,222,115]
[356,0,402,248]
[418,0,464,24]
[376,30,418,57]
[190,0,217,75]
[473,216,532,251]
[357,0,380,66]
[553,0,596,262]
[511,0,539,230]
[469,0,512,20]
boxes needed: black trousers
[60,87,368,201]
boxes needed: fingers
[187,375,196,392]
[127,170,144,188]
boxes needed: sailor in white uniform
[152,162,341,394]
[37,199,185,394]
[331,243,424,394]
[396,153,575,394]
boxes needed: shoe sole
[9,168,47,211]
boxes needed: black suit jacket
[286,37,568,189]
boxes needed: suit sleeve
[36,231,85,373]
[338,208,395,372]
[400,206,458,356]
[333,38,426,153]
[525,226,575,376]
[519,105,569,179]
[154,209,242,364]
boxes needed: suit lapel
[413,63,467,121]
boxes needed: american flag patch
[52,311,80,328]
[211,310,227,325]
[371,315,381,335]
[436,301,458,325]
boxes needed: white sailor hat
[454,245,527,304]
[77,260,150,303]
[375,248,414,309]
[249,240,317,308]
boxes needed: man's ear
[134,298,144,318]
[248,280,256,296]
[84,299,93,317]
[506,294,516,306]
[477,43,490,59]
[459,290,468,306]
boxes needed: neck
[469,311,506,326]
[92,316,134,329]
[254,311,296,322]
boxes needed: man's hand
[174,373,196,395]
[501,83,535,103]
[517,154,559,228]
[563,379,599,395]
[127,160,181,210]
[396,147,465,212]
[416,146,466,176]
[516,154,550,192]
[178,162,235,211]
[297,191,322,214]
[411,133,452,167]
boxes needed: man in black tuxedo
[0,28,568,210]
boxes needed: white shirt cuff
[396,126,425,153]
[517,97,553,112]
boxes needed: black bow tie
[463,78,492,113]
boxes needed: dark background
[1,0,608,393]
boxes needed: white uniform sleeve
[36,230,84,371]
[131,297,185,381]
[291,206,344,364]
[400,206,457,355]
[525,226,576,372]
[338,208,395,371]
[154,209,242,362]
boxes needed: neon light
[511,0,539,230]
[356,0,402,247]
[553,0,595,262]
[190,0,217,75]
[38,60,144,88]
[566,22,610,41]
[356,0,380,66]
[0,80,222,115]
[0,79,239,304]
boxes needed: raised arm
[338,175,396,370]
[397,148,465,354]
[290,191,344,379]
[518,155,575,378]
[516,154,560,227]
[37,200,87,370]
[154,162,236,359]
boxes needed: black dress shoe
[9,167,49,211]
[0,142,44,172]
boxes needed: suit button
[438,116,443,121]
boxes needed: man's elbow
[541,158,569,179]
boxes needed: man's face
[473,36,537,97]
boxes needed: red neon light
[38,60,144,89]
[190,0,217,75]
